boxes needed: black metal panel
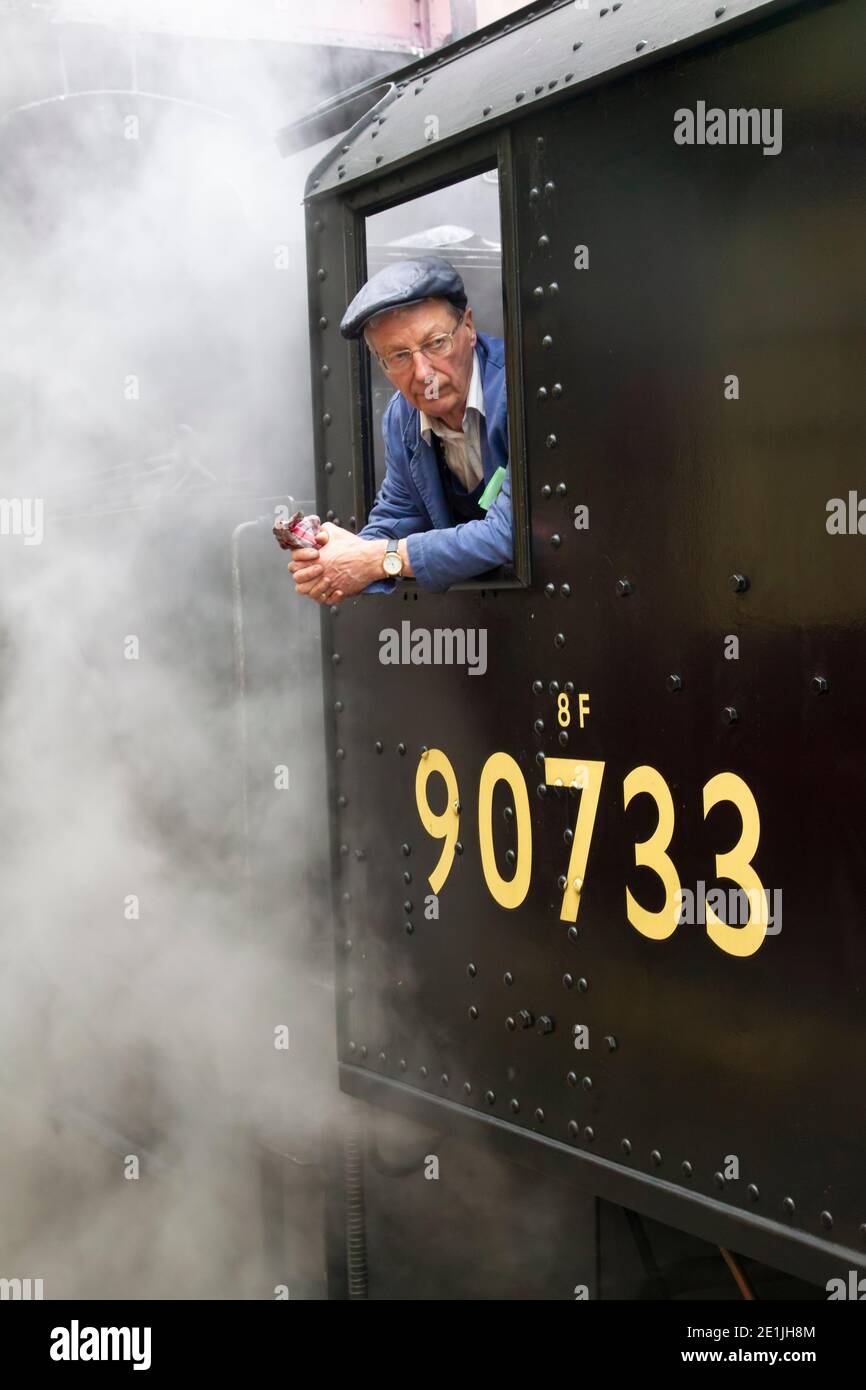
[306,0,866,1288]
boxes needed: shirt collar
[419,350,485,440]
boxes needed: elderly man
[289,255,512,604]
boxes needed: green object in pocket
[478,466,506,512]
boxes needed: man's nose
[411,349,435,383]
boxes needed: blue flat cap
[340,255,467,339]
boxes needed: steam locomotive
[285,0,866,1299]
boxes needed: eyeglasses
[375,312,465,374]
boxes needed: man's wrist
[365,538,388,582]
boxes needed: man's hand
[288,524,388,604]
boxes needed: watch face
[383,552,402,576]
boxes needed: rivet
[322,412,332,426]
[405,921,413,934]
[529,186,540,201]
[403,870,412,885]
[321,363,330,377]
[567,1071,578,1087]
[568,1120,579,1137]
[505,848,516,865]
[534,85,544,96]
[324,459,334,472]
[332,653,341,667]
[747,1183,759,1201]
[549,680,560,694]
[419,1065,428,1078]
[485,1090,495,1105]
[402,843,411,856]
[714,1171,725,1190]
[397,742,406,754]
[577,977,588,993]
[546,435,558,449]
[467,962,477,977]
[563,973,574,989]
[403,900,413,913]
[483,105,492,116]
[503,971,513,986]
[573,41,583,51]
[533,285,544,299]
[359,1044,367,1058]
[567,926,579,944]
[511,1098,520,1113]
[339,845,349,857]
[681,1161,693,1178]
[375,155,383,165]
[505,1015,516,1031]
[536,1015,554,1036]
[651,1149,662,1167]
[564,681,574,694]
[463,1081,472,1093]
[560,583,571,597]
[666,673,682,692]
[555,482,566,496]
[583,1126,595,1142]
[537,386,549,401]
[536,751,546,766]
[334,700,344,713]
[535,1108,545,1123]
[375,740,383,753]
[564,72,574,82]
[378,1051,386,1063]
[534,718,545,734]
[420,745,429,758]
[541,483,552,498]
[581,1075,592,1091]
[605,1035,618,1052]
[715,5,725,16]
[544,582,556,597]
[730,572,750,593]
[552,382,563,397]
[337,794,348,808]
[317,268,327,281]
[554,632,565,648]
[616,578,634,596]
[600,6,609,14]
[537,783,548,798]
[336,746,345,759]
[515,91,526,102]
[635,39,647,51]
[348,1041,356,1052]
[542,334,553,348]
[557,874,567,890]
[538,236,550,251]
[345,985,354,998]
[532,679,544,693]
[544,181,555,195]
[440,1073,449,1086]
[399,1059,407,1072]
[516,1009,533,1029]
[722,706,739,725]
[783,1196,796,1215]
[536,136,544,148]
[821,1210,834,1229]
[811,675,829,694]
[455,841,463,855]
[621,1139,632,1155]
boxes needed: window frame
[341,128,530,590]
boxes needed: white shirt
[419,351,485,493]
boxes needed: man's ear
[463,305,477,347]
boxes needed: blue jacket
[358,332,512,593]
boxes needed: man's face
[364,298,476,416]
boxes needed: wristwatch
[383,536,404,578]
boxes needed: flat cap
[339,255,467,339]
